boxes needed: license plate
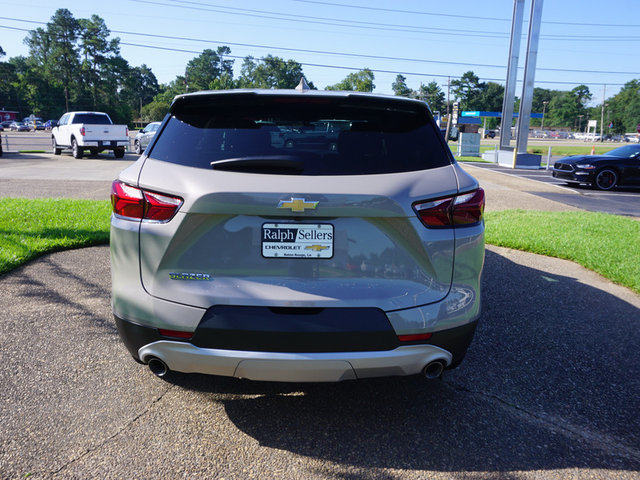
[262,223,333,258]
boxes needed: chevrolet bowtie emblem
[305,245,329,252]
[277,198,318,212]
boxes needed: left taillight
[111,180,183,222]
[413,188,485,228]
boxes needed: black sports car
[552,145,640,190]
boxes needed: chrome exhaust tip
[423,360,445,380]
[147,357,169,378]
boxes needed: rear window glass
[72,114,112,125]
[149,94,451,175]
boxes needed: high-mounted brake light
[413,188,484,228]
[111,180,183,222]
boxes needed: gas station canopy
[461,111,543,118]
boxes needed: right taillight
[111,180,183,223]
[413,188,484,228]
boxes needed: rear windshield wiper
[210,156,305,174]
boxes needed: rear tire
[594,168,618,190]
[52,137,61,155]
[71,138,83,159]
[114,147,125,159]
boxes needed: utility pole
[444,76,452,141]
[600,84,606,142]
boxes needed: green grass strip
[0,198,111,275]
[485,210,640,294]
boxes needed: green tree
[78,15,120,109]
[0,48,19,111]
[326,69,375,92]
[416,81,446,113]
[547,92,580,129]
[606,79,640,134]
[121,64,160,118]
[31,9,80,111]
[185,47,234,91]
[451,71,484,110]
[530,87,555,127]
[545,85,592,129]
[142,78,187,122]
[238,55,311,89]
[392,74,412,97]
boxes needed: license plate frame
[262,223,334,259]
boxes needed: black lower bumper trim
[114,315,161,361]
[114,311,479,367]
[427,320,478,368]
[192,305,399,353]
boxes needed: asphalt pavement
[1,152,639,479]
[463,161,640,217]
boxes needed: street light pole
[600,85,607,142]
[541,101,549,130]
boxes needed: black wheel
[71,138,83,159]
[52,137,61,155]
[134,140,142,155]
[114,147,125,159]
[284,139,294,148]
[594,168,618,190]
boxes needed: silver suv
[133,121,161,155]
[110,89,485,382]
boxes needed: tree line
[1,9,638,133]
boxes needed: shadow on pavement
[167,248,640,474]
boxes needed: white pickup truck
[51,111,129,159]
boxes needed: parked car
[51,111,129,158]
[552,144,640,190]
[9,122,30,132]
[30,121,45,131]
[484,129,496,139]
[110,89,485,383]
[133,121,161,154]
[44,119,58,130]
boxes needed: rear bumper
[80,140,129,149]
[139,341,452,382]
[114,315,477,382]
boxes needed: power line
[291,0,640,27]
[127,0,511,38]
[1,19,638,76]
[124,2,640,41]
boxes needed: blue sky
[1,0,638,105]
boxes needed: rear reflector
[111,180,183,222]
[398,333,433,342]
[158,329,193,340]
[413,188,484,228]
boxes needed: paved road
[1,153,639,479]
[464,162,640,217]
